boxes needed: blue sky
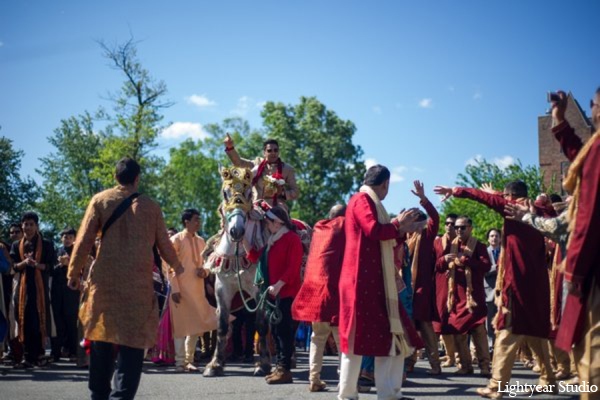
[1,1,598,215]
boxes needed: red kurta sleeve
[246,247,264,264]
[353,193,399,241]
[453,187,507,216]
[422,198,440,239]
[552,121,583,162]
[564,141,600,285]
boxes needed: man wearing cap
[223,134,299,208]
[50,227,80,362]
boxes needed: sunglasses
[445,221,455,226]
[265,148,279,153]
[455,225,470,231]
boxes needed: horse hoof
[204,366,224,377]
[253,365,271,376]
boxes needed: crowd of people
[0,88,598,400]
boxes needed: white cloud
[256,100,267,109]
[186,94,217,108]
[0,41,4,47]
[493,155,515,169]
[412,166,425,173]
[364,158,378,169]
[230,96,252,116]
[390,166,407,183]
[466,154,515,169]
[448,85,455,92]
[161,122,208,140]
[372,106,382,115]
[418,98,433,109]
[395,103,403,109]
[473,91,482,100]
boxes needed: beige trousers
[174,335,199,366]
[442,334,457,363]
[487,329,556,390]
[572,281,600,400]
[454,324,490,370]
[310,322,340,384]
[416,320,440,369]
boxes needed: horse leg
[204,280,231,377]
[254,306,272,376]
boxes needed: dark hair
[363,165,390,186]
[328,204,347,219]
[167,227,177,232]
[446,213,458,220]
[457,215,473,226]
[60,227,77,237]
[21,211,39,225]
[263,139,279,150]
[504,180,528,198]
[269,206,297,232]
[486,228,501,239]
[181,209,200,227]
[416,210,428,222]
[115,157,141,185]
[9,223,22,232]
[549,193,563,203]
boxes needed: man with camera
[551,89,600,395]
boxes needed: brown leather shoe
[454,367,474,375]
[427,366,442,375]
[308,380,327,392]
[265,365,283,380]
[266,368,293,384]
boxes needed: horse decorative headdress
[220,166,253,214]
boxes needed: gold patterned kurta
[67,186,180,349]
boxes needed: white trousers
[310,322,341,383]
[338,344,406,399]
[174,335,198,366]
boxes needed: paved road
[0,351,580,399]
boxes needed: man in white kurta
[169,209,218,372]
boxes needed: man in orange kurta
[68,158,183,400]
[169,209,218,372]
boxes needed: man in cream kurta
[169,209,218,372]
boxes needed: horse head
[220,166,253,242]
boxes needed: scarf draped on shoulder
[18,233,47,345]
[359,185,412,356]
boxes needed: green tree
[158,117,264,236]
[36,113,103,234]
[90,39,170,199]
[441,158,552,240]
[260,97,365,225]
[0,137,38,238]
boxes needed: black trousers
[89,341,144,400]
[232,301,257,358]
[51,284,80,358]
[23,297,43,363]
[271,297,294,370]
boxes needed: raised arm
[353,193,401,241]
[224,133,255,169]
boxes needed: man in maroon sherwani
[292,204,346,393]
[338,165,421,400]
[433,213,459,368]
[406,180,442,375]
[436,216,491,376]
[434,181,557,399]
[551,89,600,394]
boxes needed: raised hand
[395,208,420,232]
[504,201,531,221]
[411,180,426,200]
[433,186,453,202]
[224,133,234,149]
[551,90,568,125]
[481,182,500,195]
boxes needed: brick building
[538,93,594,196]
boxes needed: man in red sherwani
[435,216,491,376]
[434,181,557,399]
[406,180,442,375]
[551,89,600,395]
[433,213,459,368]
[292,204,346,393]
[338,165,421,400]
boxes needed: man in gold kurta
[169,208,218,372]
[67,158,183,400]
[223,134,299,208]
